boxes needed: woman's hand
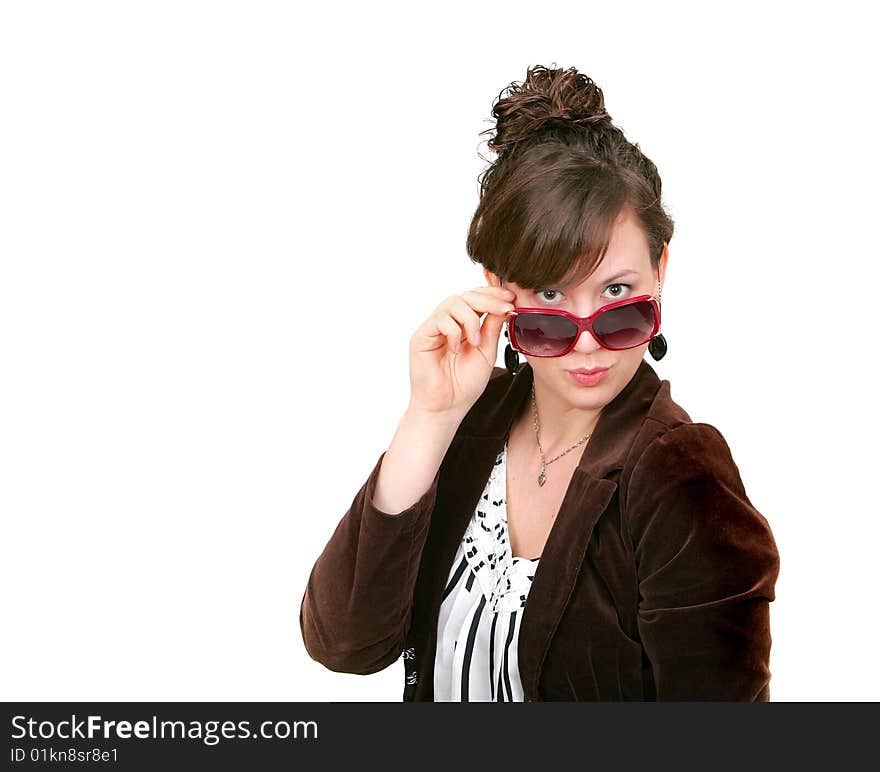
[408,285,517,419]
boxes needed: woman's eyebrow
[597,269,640,284]
[550,268,641,291]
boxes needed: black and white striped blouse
[434,439,540,701]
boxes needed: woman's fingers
[436,314,464,353]
[413,286,515,354]
[444,296,482,347]
[447,291,515,347]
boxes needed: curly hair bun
[487,63,612,155]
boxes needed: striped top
[433,438,540,701]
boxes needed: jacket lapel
[424,358,664,700]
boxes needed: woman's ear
[483,267,502,287]
[659,243,669,287]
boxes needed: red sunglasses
[505,292,661,357]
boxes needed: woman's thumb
[479,311,507,361]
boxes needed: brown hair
[466,64,674,289]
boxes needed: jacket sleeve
[625,422,780,701]
[299,448,442,675]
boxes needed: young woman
[299,64,780,701]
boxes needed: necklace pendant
[538,470,546,487]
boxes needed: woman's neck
[518,383,603,458]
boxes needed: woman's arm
[625,422,781,701]
[298,406,463,674]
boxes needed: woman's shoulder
[620,413,779,594]
[618,397,778,555]
[628,420,741,486]
[622,377,752,509]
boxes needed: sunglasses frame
[505,293,662,356]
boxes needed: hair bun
[487,64,612,155]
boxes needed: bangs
[468,148,639,291]
[523,178,627,290]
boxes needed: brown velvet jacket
[299,359,780,701]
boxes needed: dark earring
[648,333,667,361]
[503,327,520,375]
[647,275,668,361]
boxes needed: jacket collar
[444,358,670,700]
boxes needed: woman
[299,64,780,701]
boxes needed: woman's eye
[536,289,562,303]
[603,283,631,299]
[537,284,632,303]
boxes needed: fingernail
[474,331,481,345]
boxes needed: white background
[2,1,877,701]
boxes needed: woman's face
[486,207,668,414]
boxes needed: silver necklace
[530,382,593,487]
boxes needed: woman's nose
[571,324,603,353]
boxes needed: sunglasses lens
[513,313,578,355]
[593,300,656,348]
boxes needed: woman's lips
[567,367,609,386]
